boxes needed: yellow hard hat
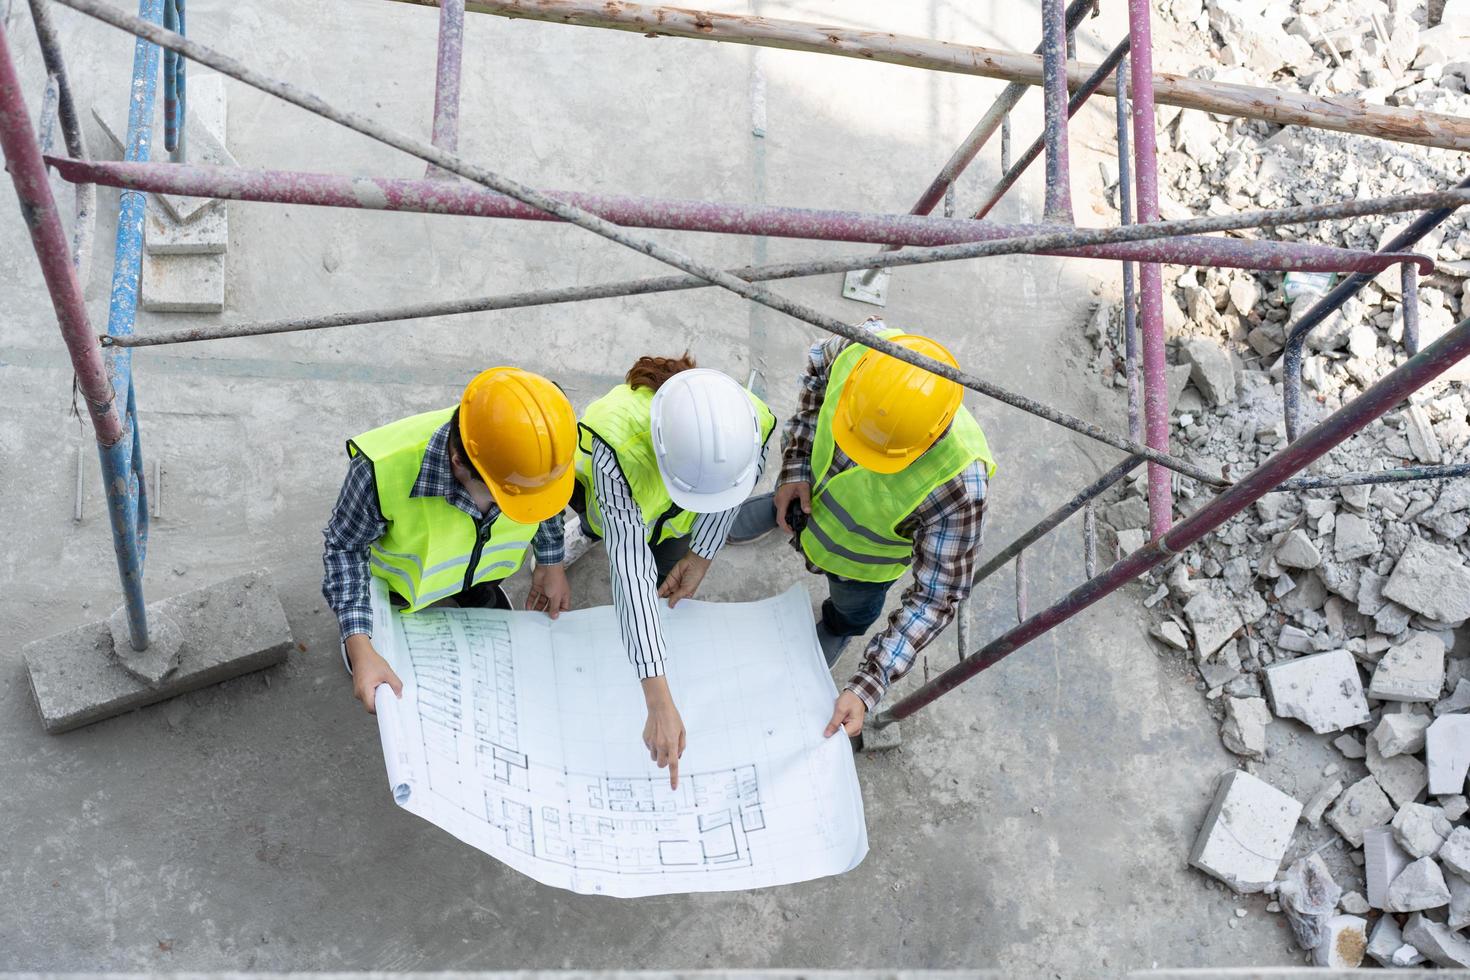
[835,334,963,474]
[459,367,577,524]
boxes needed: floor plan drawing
[370,581,868,896]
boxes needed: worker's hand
[526,562,572,620]
[774,480,812,533]
[658,552,712,608]
[824,690,867,738]
[641,677,687,789]
[345,634,402,714]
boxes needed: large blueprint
[370,581,868,897]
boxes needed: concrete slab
[1188,770,1302,893]
[140,249,225,313]
[91,72,234,223]
[23,570,292,733]
[145,199,228,255]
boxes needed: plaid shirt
[321,419,564,641]
[780,319,988,710]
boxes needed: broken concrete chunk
[1339,891,1369,915]
[1150,620,1190,651]
[1180,337,1236,406]
[1436,678,1470,716]
[1403,912,1470,967]
[1183,591,1244,662]
[1451,871,1470,931]
[1300,776,1344,830]
[1278,852,1342,951]
[1369,631,1446,702]
[1189,770,1302,893]
[1356,569,1388,617]
[1391,802,1453,858]
[1365,826,1414,909]
[1441,794,1469,821]
[1439,826,1470,879]
[1427,714,1470,795]
[1373,712,1431,758]
[1103,495,1150,531]
[1333,733,1366,759]
[1333,512,1380,561]
[1331,778,1397,850]
[1385,856,1452,912]
[1277,624,1316,653]
[1274,529,1322,570]
[1367,739,1430,809]
[1262,649,1372,734]
[1221,696,1271,760]
[1366,913,1406,967]
[1406,405,1443,464]
[1313,914,1367,968]
[1384,537,1470,625]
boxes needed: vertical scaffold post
[1402,262,1420,356]
[0,16,150,647]
[1126,0,1173,539]
[1040,0,1072,223]
[1115,59,1141,442]
[426,0,464,179]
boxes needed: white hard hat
[650,368,763,514]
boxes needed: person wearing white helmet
[571,353,776,788]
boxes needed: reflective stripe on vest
[348,407,537,612]
[573,383,777,544]
[800,330,996,583]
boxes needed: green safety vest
[575,384,777,544]
[801,330,996,583]
[348,407,538,612]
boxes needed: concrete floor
[0,0,1299,973]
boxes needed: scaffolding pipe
[1039,0,1072,223]
[1280,173,1470,442]
[1402,262,1420,356]
[972,454,1142,588]
[1127,0,1172,540]
[974,35,1130,221]
[382,0,1470,153]
[1116,59,1140,443]
[874,314,1470,728]
[1277,464,1470,491]
[49,156,1448,276]
[425,0,464,178]
[0,15,150,648]
[51,0,1245,493]
[26,0,95,282]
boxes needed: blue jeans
[821,573,895,637]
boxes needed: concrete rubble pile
[1080,0,1470,969]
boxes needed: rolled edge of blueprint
[374,683,413,805]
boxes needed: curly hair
[625,352,697,392]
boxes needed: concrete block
[1188,770,1301,893]
[1299,776,1343,830]
[1274,528,1322,570]
[1384,537,1470,625]
[1385,856,1451,912]
[1312,914,1367,968]
[1220,696,1271,760]
[1333,512,1380,561]
[1369,630,1445,702]
[1333,732,1366,758]
[1391,802,1452,858]
[1372,711,1431,757]
[1440,825,1470,878]
[1331,778,1395,849]
[1436,677,1470,715]
[23,570,291,733]
[1366,913,1406,967]
[145,199,227,255]
[1404,911,1470,967]
[141,250,225,313]
[1183,591,1243,662]
[1367,738,1429,809]
[1180,336,1236,405]
[1441,794,1469,820]
[92,73,234,224]
[1262,649,1371,734]
[1364,826,1413,909]
[1428,714,1470,795]
[1450,869,1470,930]
[107,604,183,685]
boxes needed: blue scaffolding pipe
[101,0,164,651]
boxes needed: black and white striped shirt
[589,437,766,680]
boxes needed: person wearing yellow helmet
[729,317,996,738]
[322,366,579,713]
